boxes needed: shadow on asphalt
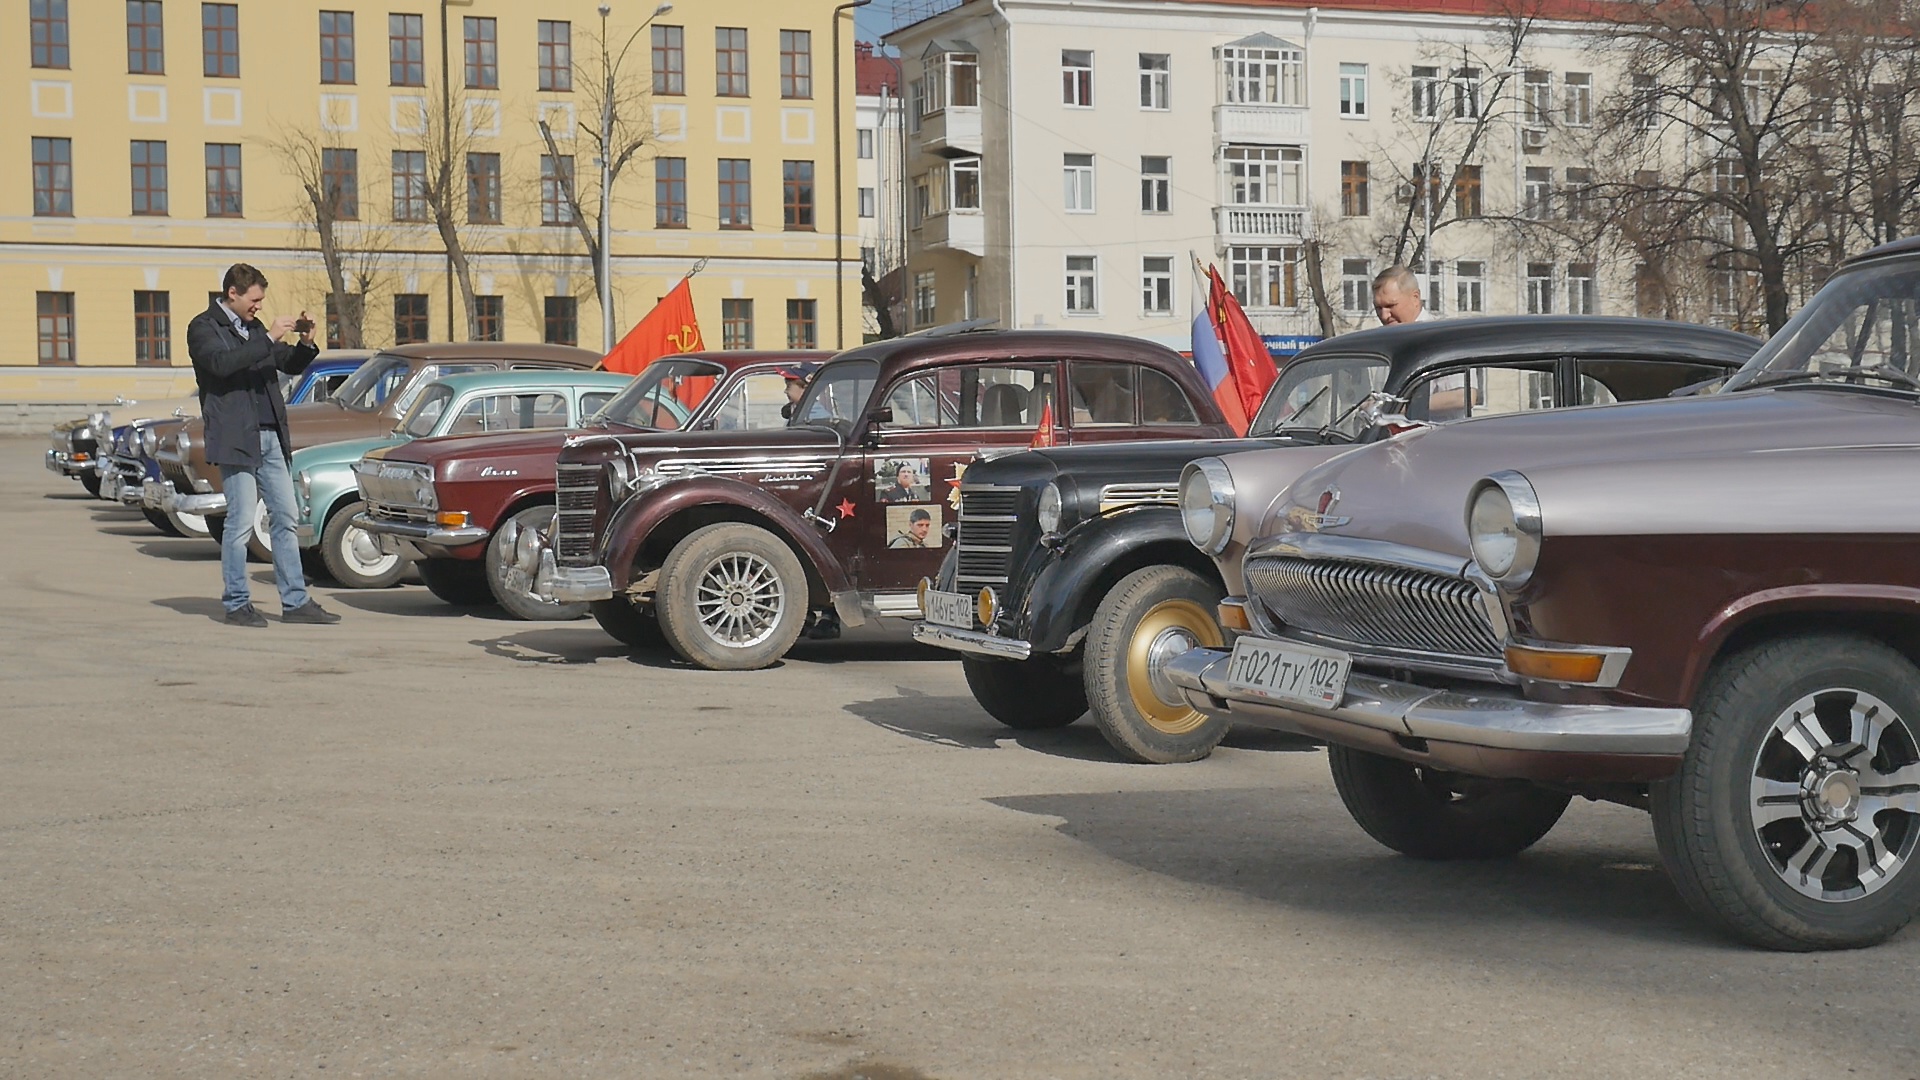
[42,491,95,501]
[842,686,1143,762]
[99,524,166,538]
[323,589,512,620]
[151,595,228,623]
[137,541,218,562]
[470,627,650,666]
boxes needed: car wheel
[1328,745,1572,859]
[245,498,273,563]
[487,506,586,621]
[320,500,407,589]
[142,507,183,537]
[80,470,102,498]
[654,523,807,670]
[591,598,666,648]
[1651,633,1920,950]
[416,557,494,607]
[962,657,1088,730]
[168,507,212,539]
[1082,565,1228,763]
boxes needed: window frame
[321,147,359,220]
[133,290,172,365]
[541,154,574,226]
[204,142,243,218]
[1064,254,1099,314]
[783,160,816,231]
[538,20,572,92]
[716,27,749,97]
[127,0,165,74]
[779,29,812,99]
[721,298,754,349]
[320,10,355,85]
[1063,153,1095,213]
[1138,53,1170,110]
[1141,255,1175,316]
[131,139,169,216]
[1140,155,1171,214]
[1338,62,1368,118]
[463,15,498,90]
[1062,49,1094,107]
[718,158,752,229]
[389,13,425,87]
[786,299,818,348]
[472,295,504,342]
[393,294,430,344]
[1229,244,1301,310]
[655,157,687,228]
[1339,160,1369,217]
[37,291,76,365]
[32,0,70,69]
[33,136,74,218]
[544,296,578,345]
[202,2,239,78]
[391,149,428,222]
[465,151,502,224]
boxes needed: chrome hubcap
[1144,626,1199,709]
[1749,689,1920,902]
[344,526,398,575]
[695,552,783,648]
[252,500,272,552]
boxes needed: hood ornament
[1312,487,1350,529]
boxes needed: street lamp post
[595,2,673,352]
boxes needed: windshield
[398,384,455,438]
[1724,259,1920,394]
[1250,355,1390,439]
[793,359,880,431]
[589,358,721,430]
[333,355,411,413]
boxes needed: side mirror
[867,407,894,425]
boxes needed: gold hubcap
[1124,598,1224,735]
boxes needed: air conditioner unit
[1522,127,1548,152]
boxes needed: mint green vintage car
[291,370,642,589]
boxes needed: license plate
[1224,637,1351,709]
[922,588,974,629]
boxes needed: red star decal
[836,498,857,519]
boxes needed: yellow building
[3,0,863,408]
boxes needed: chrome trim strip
[165,491,227,515]
[1245,532,1473,578]
[912,621,1035,661]
[348,512,489,547]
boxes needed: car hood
[1273,387,1920,557]
[291,434,403,473]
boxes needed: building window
[952,156,981,210]
[1632,73,1660,130]
[857,128,875,159]
[925,51,978,111]
[204,143,242,217]
[1065,255,1098,313]
[1223,44,1303,106]
[1564,72,1592,126]
[1563,167,1592,221]
[37,292,76,365]
[538,20,572,92]
[321,147,358,219]
[1567,262,1596,314]
[1526,262,1554,314]
[320,11,354,84]
[133,291,172,365]
[652,25,684,95]
[858,187,876,218]
[1340,258,1372,313]
[466,152,501,223]
[656,157,687,227]
[1142,255,1174,314]
[31,0,69,68]
[1410,163,1444,219]
[911,175,929,225]
[1411,65,1441,120]
[1339,160,1368,217]
[471,295,503,341]
[389,13,424,86]
[1231,246,1299,309]
[127,1,165,74]
[131,140,168,215]
[1225,145,1304,206]
[201,3,239,77]
[783,160,815,230]
[1139,53,1170,110]
[1523,70,1551,125]
[392,149,428,221]
[1523,166,1552,220]
[716,27,748,96]
[785,299,817,348]
[1453,164,1482,218]
[780,29,811,98]
[541,296,577,345]
[1451,67,1482,120]
[541,154,573,226]
[1339,63,1368,117]
[462,17,498,87]
[1062,49,1093,106]
[1456,260,1485,313]
[1140,156,1170,213]
[33,137,73,217]
[1635,264,1664,317]
[1063,153,1095,212]
[913,271,936,327]
[1424,260,1444,315]
[718,158,752,228]
[394,294,429,344]
[721,298,753,348]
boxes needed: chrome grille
[955,485,1021,588]
[554,462,603,566]
[1099,482,1180,512]
[1245,555,1502,660]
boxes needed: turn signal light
[1505,644,1607,684]
[916,577,931,617]
[437,510,470,528]
[976,586,998,629]
[1216,598,1252,632]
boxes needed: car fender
[1683,583,1920,704]
[305,466,363,537]
[601,474,854,598]
[1021,506,1222,653]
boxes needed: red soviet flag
[600,278,704,375]
[1207,266,1278,423]
[1028,398,1057,447]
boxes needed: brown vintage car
[1165,236,1920,950]
[152,342,596,555]
[520,327,1238,670]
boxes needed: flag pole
[596,259,708,369]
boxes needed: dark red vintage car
[353,351,825,619]
[521,327,1239,670]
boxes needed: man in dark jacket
[187,263,340,627]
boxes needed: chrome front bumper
[534,558,614,604]
[141,479,173,510]
[350,511,490,550]
[165,490,228,516]
[911,621,1034,661]
[1164,647,1691,782]
[45,449,88,476]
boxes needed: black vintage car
[913,316,1762,763]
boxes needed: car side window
[710,373,790,430]
[579,392,616,419]
[1138,367,1200,424]
[448,392,567,434]
[1405,364,1558,423]
[1068,362,1137,425]
[1576,359,1732,404]
[880,365,1054,429]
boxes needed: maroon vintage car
[520,327,1239,670]
[353,351,826,619]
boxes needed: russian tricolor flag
[1190,260,1277,435]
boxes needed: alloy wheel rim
[694,551,784,649]
[343,525,400,576]
[1124,599,1224,735]
[1748,688,1920,903]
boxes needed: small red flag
[1029,398,1057,448]
[600,278,704,375]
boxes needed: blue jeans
[218,429,310,612]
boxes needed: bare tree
[411,83,487,340]
[1804,0,1920,255]
[262,127,400,347]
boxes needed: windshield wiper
[1254,384,1330,437]
[1744,363,1920,392]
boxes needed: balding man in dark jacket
[187,262,339,627]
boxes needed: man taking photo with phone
[187,263,340,627]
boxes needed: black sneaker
[281,600,341,625]
[224,604,268,628]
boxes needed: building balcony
[1215,205,1306,243]
[921,209,985,256]
[1213,103,1309,145]
[918,107,982,158]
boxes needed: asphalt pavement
[4,438,1916,1078]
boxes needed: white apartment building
[887,0,1638,347]
[855,44,910,337]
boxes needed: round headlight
[1037,482,1063,534]
[1179,458,1236,554]
[140,428,158,455]
[1466,471,1542,586]
[296,470,313,505]
[174,429,191,454]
